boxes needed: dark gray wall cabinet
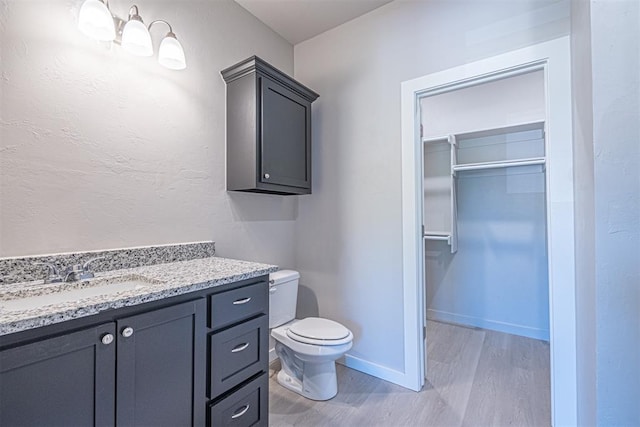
[222,56,319,195]
[0,276,270,427]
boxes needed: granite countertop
[0,257,278,336]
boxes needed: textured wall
[0,0,298,268]
[591,0,640,424]
[294,0,569,372]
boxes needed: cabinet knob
[264,173,270,179]
[121,327,134,338]
[101,333,114,345]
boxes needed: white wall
[421,71,546,138]
[591,0,640,424]
[293,0,569,373]
[0,0,297,267]
[570,0,597,424]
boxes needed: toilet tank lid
[269,270,300,286]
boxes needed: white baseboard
[427,309,549,341]
[271,350,417,392]
[342,354,413,389]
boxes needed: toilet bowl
[269,271,353,401]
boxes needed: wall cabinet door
[116,298,206,427]
[0,323,116,427]
[260,76,311,190]
[221,56,318,195]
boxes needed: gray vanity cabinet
[116,299,206,427]
[207,280,269,426]
[0,299,206,427]
[0,275,270,427]
[221,56,319,195]
[0,323,116,426]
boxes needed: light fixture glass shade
[121,18,153,57]
[78,0,115,41]
[158,33,186,70]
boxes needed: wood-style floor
[269,321,550,427]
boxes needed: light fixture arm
[148,20,174,35]
[127,5,144,22]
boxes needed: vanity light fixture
[121,6,153,57]
[78,0,116,41]
[77,0,187,70]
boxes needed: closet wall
[421,70,550,340]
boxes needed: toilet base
[276,362,338,401]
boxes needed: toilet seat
[286,317,353,346]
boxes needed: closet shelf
[452,157,545,173]
[454,120,545,140]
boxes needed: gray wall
[591,0,640,424]
[570,0,597,424]
[293,0,569,372]
[0,0,297,268]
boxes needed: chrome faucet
[62,256,106,282]
[35,262,64,284]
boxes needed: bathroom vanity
[0,254,276,427]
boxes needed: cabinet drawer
[209,315,268,398]
[209,373,268,427]
[209,282,267,330]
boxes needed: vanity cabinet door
[0,323,116,427]
[116,298,206,427]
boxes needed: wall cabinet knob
[264,173,270,179]
[101,333,114,345]
[121,327,134,338]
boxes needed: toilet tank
[269,270,300,328]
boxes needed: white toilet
[269,270,353,401]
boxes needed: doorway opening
[400,37,577,426]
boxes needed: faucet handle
[34,262,63,284]
[75,256,106,280]
[82,256,106,272]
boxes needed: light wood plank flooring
[269,321,550,426]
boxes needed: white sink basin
[1,274,161,312]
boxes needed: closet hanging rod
[452,157,546,172]
[423,135,449,144]
[423,234,451,242]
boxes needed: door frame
[399,37,576,426]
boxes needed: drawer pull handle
[232,297,252,305]
[231,342,250,353]
[231,404,250,419]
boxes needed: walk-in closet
[420,70,550,340]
